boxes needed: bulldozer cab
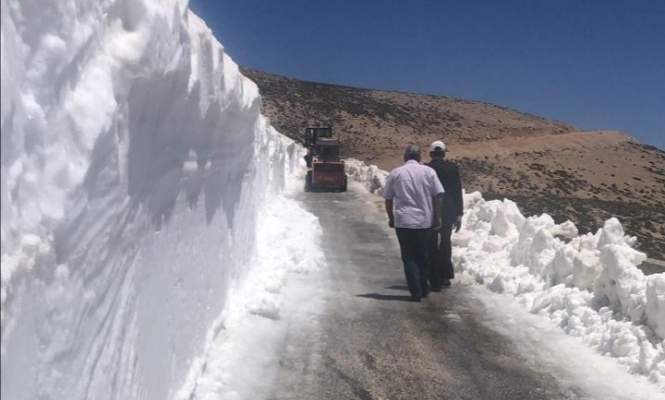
[304,127,333,147]
[315,139,340,161]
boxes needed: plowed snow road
[266,185,593,400]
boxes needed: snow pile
[176,175,325,400]
[243,188,324,321]
[648,276,665,339]
[349,159,665,389]
[454,192,665,388]
[345,158,388,196]
[1,1,308,399]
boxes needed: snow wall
[347,159,665,389]
[1,1,301,399]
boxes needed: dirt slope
[243,69,665,259]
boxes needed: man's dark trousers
[395,228,430,299]
[428,224,455,290]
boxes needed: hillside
[244,69,665,259]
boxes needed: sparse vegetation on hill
[244,68,665,259]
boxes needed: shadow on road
[356,293,414,302]
[385,285,409,291]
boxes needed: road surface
[642,258,665,275]
[266,185,590,400]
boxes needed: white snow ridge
[454,193,665,389]
[1,0,317,399]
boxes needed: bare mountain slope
[243,69,665,258]
[243,69,575,161]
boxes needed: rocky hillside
[243,69,665,259]
[243,69,575,161]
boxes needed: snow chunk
[345,158,388,195]
[646,275,665,339]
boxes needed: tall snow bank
[456,194,665,388]
[348,159,665,389]
[1,1,302,399]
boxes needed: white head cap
[430,140,446,152]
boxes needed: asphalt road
[642,258,665,275]
[266,185,590,400]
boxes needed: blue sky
[190,0,665,149]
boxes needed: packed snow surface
[175,174,325,400]
[348,159,665,390]
[1,0,311,399]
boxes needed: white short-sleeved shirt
[383,160,445,229]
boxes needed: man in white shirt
[383,145,445,302]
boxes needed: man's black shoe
[411,296,422,302]
[430,287,442,292]
[442,279,452,288]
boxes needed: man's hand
[453,216,462,232]
[431,216,442,232]
[432,194,443,232]
[385,199,395,229]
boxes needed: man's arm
[385,199,395,228]
[452,165,464,231]
[430,170,445,230]
[383,173,395,228]
[432,194,443,230]
[453,166,463,215]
